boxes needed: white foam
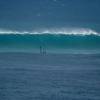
[0,28,99,36]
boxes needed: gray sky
[0,0,100,31]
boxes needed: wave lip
[0,28,99,36]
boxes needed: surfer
[40,46,46,54]
[40,46,42,54]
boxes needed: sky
[0,0,100,31]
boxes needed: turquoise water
[0,34,100,54]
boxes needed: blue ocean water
[0,32,100,100]
[0,34,100,54]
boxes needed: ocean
[0,30,100,100]
[0,33,100,54]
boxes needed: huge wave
[0,28,100,54]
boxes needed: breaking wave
[0,28,99,36]
[0,28,100,54]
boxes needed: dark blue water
[0,53,100,100]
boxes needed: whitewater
[0,28,99,35]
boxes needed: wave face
[0,32,100,54]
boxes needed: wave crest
[0,28,99,36]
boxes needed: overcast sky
[0,0,100,31]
